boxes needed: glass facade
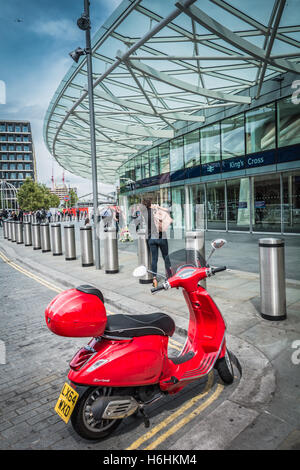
[170,137,184,172]
[200,123,221,164]
[221,114,244,159]
[246,103,276,154]
[119,95,300,234]
[278,96,300,148]
[0,121,35,189]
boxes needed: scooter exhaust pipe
[92,396,139,421]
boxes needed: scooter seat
[103,312,175,338]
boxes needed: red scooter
[45,239,238,440]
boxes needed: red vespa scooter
[45,239,237,440]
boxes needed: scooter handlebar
[151,285,165,294]
[211,266,227,275]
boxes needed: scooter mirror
[132,265,147,278]
[211,239,227,250]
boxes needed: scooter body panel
[68,334,168,387]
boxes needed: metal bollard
[3,220,8,239]
[15,221,24,244]
[137,229,153,284]
[24,221,32,246]
[7,220,12,240]
[51,223,63,256]
[104,227,119,274]
[64,224,76,261]
[11,221,17,242]
[259,238,287,321]
[32,223,41,250]
[185,230,206,288]
[80,226,94,267]
[41,223,51,253]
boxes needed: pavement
[0,221,299,451]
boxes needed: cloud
[29,18,82,42]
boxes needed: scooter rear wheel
[215,349,234,385]
[71,386,122,440]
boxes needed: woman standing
[140,198,172,288]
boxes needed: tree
[17,178,60,211]
[69,188,78,207]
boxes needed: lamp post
[70,0,101,269]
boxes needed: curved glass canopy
[44,0,300,184]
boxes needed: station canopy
[44,0,300,184]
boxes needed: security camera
[69,47,86,63]
[77,13,90,31]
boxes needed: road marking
[0,250,182,353]
[0,248,224,449]
[127,371,218,450]
[145,383,224,450]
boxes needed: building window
[142,152,150,179]
[245,103,276,154]
[8,125,13,132]
[0,125,6,132]
[23,136,29,142]
[24,154,31,161]
[18,173,24,179]
[149,147,159,177]
[253,173,280,232]
[200,123,221,164]
[159,141,170,174]
[9,154,16,161]
[282,171,300,233]
[171,186,185,236]
[25,173,32,179]
[23,126,28,132]
[25,164,31,171]
[277,95,300,148]
[170,137,184,172]
[8,136,14,141]
[221,113,245,160]
[135,155,142,181]
[206,181,226,230]
[1,145,7,151]
[0,136,6,141]
[17,163,23,170]
[10,173,16,179]
[227,178,250,231]
[15,126,21,132]
[10,163,16,170]
[188,184,205,230]
[1,154,8,160]
[16,145,22,151]
[2,163,8,170]
[184,130,200,168]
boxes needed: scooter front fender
[68,335,168,387]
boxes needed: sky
[0,0,122,197]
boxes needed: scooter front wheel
[71,386,122,440]
[215,349,234,385]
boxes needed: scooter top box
[45,285,107,337]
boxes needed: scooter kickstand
[139,407,150,428]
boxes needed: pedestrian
[76,208,80,222]
[84,217,90,226]
[47,209,52,223]
[140,198,173,288]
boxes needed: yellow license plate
[54,382,79,424]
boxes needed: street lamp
[69,0,101,269]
